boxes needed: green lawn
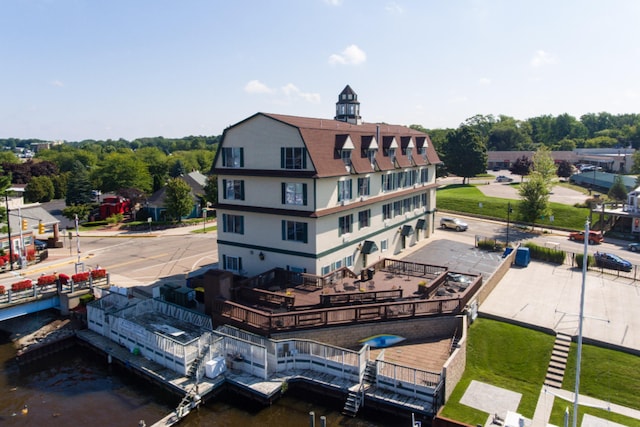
[437,184,590,230]
[440,319,640,426]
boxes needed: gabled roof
[260,113,440,178]
[148,173,205,207]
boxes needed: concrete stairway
[544,332,572,388]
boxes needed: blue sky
[2,0,639,141]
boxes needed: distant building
[211,86,441,278]
[146,171,207,222]
[488,148,634,173]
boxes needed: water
[0,313,404,427]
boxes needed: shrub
[37,274,57,286]
[524,242,566,264]
[575,253,594,269]
[72,272,90,283]
[11,280,33,292]
[477,238,504,251]
[91,269,107,279]
[79,293,95,306]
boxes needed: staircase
[363,361,377,385]
[342,390,360,417]
[544,332,571,388]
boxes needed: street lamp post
[4,191,14,271]
[506,202,512,247]
[203,208,207,233]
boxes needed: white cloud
[479,77,491,85]
[328,44,367,65]
[244,80,275,94]
[51,80,64,87]
[281,83,321,103]
[385,2,403,14]
[531,50,556,67]
[324,0,342,5]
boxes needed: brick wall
[442,315,467,401]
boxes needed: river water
[0,312,402,427]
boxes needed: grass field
[440,318,640,426]
[437,184,590,230]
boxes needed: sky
[2,0,640,141]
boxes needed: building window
[421,193,427,207]
[282,183,307,205]
[419,147,427,159]
[406,147,413,163]
[388,148,396,164]
[367,149,376,167]
[282,220,308,243]
[382,203,392,220]
[393,201,402,217]
[398,171,407,188]
[221,147,243,168]
[357,177,370,197]
[403,198,412,212]
[420,168,428,183]
[413,195,421,208]
[338,180,352,202]
[223,255,242,272]
[223,179,244,200]
[358,209,371,229]
[380,239,388,252]
[382,174,396,192]
[222,214,244,234]
[341,149,352,167]
[344,255,353,267]
[321,265,331,275]
[338,214,353,236]
[281,147,306,169]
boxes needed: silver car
[440,217,468,231]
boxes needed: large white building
[212,86,441,278]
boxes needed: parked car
[568,230,604,244]
[495,175,513,183]
[440,217,468,231]
[628,243,640,252]
[34,239,47,251]
[594,252,632,272]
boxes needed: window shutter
[281,148,285,168]
[239,148,244,167]
[302,184,307,205]
[222,179,227,199]
[349,180,352,199]
[281,183,286,204]
[222,254,227,269]
[240,181,245,200]
[303,223,308,243]
[282,220,286,240]
[222,214,227,232]
[238,257,242,271]
[221,149,226,166]
[302,148,307,168]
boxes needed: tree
[66,161,94,206]
[164,177,193,222]
[608,175,628,201]
[62,204,92,222]
[556,160,574,180]
[203,175,218,206]
[509,156,532,182]
[441,126,487,184]
[24,175,54,203]
[532,146,556,182]
[92,153,152,194]
[518,173,552,229]
[0,167,11,235]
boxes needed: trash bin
[515,247,530,267]
[367,268,375,280]
[502,247,514,258]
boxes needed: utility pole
[4,191,13,271]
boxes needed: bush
[523,242,566,264]
[91,268,107,279]
[79,293,94,306]
[575,253,594,269]
[37,274,57,286]
[11,280,33,292]
[477,238,504,251]
[72,272,90,283]
[0,285,4,294]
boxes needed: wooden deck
[369,336,454,373]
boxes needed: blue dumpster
[515,247,531,267]
[502,247,514,258]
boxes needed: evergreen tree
[608,175,628,201]
[66,161,94,206]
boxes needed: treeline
[0,135,221,208]
[417,112,640,152]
